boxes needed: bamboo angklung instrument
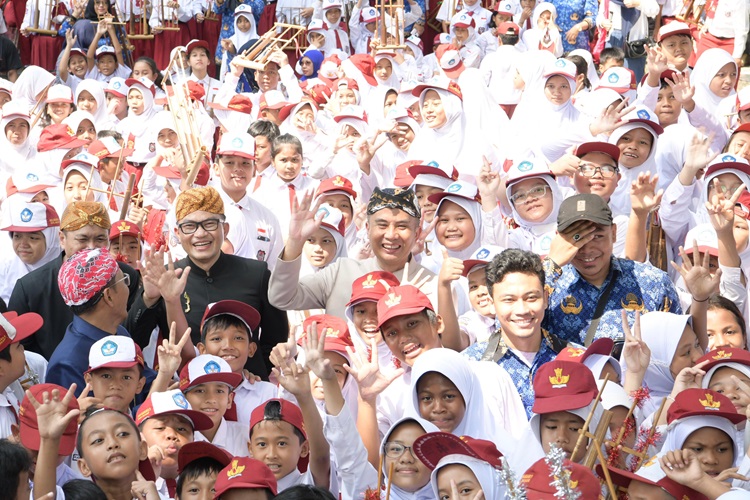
[26,0,58,35]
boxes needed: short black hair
[499,33,519,45]
[272,485,336,500]
[97,129,123,142]
[271,133,303,158]
[485,249,545,297]
[565,54,591,90]
[0,439,32,496]
[76,406,140,459]
[249,400,306,445]
[0,343,11,362]
[176,457,226,497]
[249,119,280,141]
[200,314,254,344]
[599,47,625,65]
[62,479,107,500]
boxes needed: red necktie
[253,175,262,192]
[333,27,343,49]
[166,479,177,498]
[526,18,531,29]
[288,183,296,210]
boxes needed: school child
[213,457,279,498]
[86,20,130,83]
[0,102,35,176]
[36,85,75,133]
[448,12,482,68]
[697,348,750,417]
[81,335,148,415]
[175,441,233,499]
[73,79,109,128]
[249,133,319,238]
[0,311,42,439]
[377,417,439,499]
[348,1,378,55]
[197,300,278,426]
[219,5,259,80]
[136,389,214,496]
[0,438,32,500]
[521,456,603,497]
[180,354,248,457]
[186,39,221,104]
[149,0,192,69]
[315,0,350,56]
[413,432,507,499]
[521,2,563,56]
[117,77,158,165]
[309,105,368,182]
[299,204,347,279]
[451,245,501,346]
[314,175,359,253]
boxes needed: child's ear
[227,391,235,409]
[9,423,20,443]
[197,342,207,355]
[299,439,310,458]
[138,437,149,461]
[83,372,93,385]
[136,375,147,394]
[78,457,93,478]
[247,341,258,358]
[247,439,253,457]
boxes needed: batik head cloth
[175,186,225,222]
[60,201,111,231]
[366,187,420,219]
[58,248,119,306]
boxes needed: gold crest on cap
[324,327,339,337]
[549,368,569,388]
[567,348,585,358]
[333,176,345,186]
[362,274,377,288]
[712,350,732,360]
[699,393,721,410]
[227,459,245,479]
[385,292,401,307]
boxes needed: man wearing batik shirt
[543,194,681,346]
[463,248,570,418]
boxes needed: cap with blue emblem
[179,354,243,392]
[135,388,214,430]
[85,335,144,374]
[0,199,59,233]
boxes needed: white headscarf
[505,173,563,254]
[608,121,661,216]
[659,415,742,467]
[74,80,109,126]
[61,163,107,205]
[381,417,441,500]
[62,110,97,140]
[374,52,403,89]
[408,88,464,169]
[704,361,750,390]
[521,3,563,56]
[431,455,506,499]
[486,46,523,106]
[691,49,737,115]
[0,109,34,171]
[12,66,55,112]
[434,195,483,260]
[568,49,600,88]
[299,204,348,277]
[229,11,258,51]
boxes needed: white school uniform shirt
[0,387,19,439]
[704,0,750,59]
[657,0,684,17]
[195,418,251,457]
[249,172,319,240]
[87,65,132,83]
[188,73,221,105]
[218,190,284,271]
[149,0,192,27]
[376,369,411,437]
[232,377,277,427]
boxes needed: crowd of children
[3,0,750,498]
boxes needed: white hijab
[408,88,464,169]
[74,79,109,126]
[608,121,661,217]
[659,415,742,467]
[0,110,34,171]
[568,49,600,88]
[431,455,506,500]
[62,110,97,140]
[374,53,403,89]
[380,417,441,500]
[12,66,55,112]
[434,195,483,261]
[505,174,563,254]
[691,49,737,115]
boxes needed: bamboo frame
[127,0,154,40]
[26,0,58,36]
[203,0,221,22]
[159,0,181,31]
[85,144,133,213]
[275,8,310,50]
[233,23,307,71]
[646,209,668,271]
[375,0,406,48]
[677,0,704,26]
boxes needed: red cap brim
[575,142,621,162]
[376,304,429,329]
[180,372,243,392]
[20,424,77,455]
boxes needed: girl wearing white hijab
[380,417,441,500]
[608,105,663,216]
[62,110,98,145]
[117,77,158,164]
[74,79,110,128]
[569,48,600,88]
[280,100,330,171]
[220,4,259,80]
[701,349,750,417]
[374,52,403,89]
[430,180,484,262]
[0,198,61,304]
[300,204,348,277]
[688,48,738,140]
[0,101,35,176]
[11,66,55,112]
[140,111,182,211]
[521,3,564,57]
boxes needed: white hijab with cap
[434,194,483,261]
[299,203,348,278]
[691,49,737,116]
[62,110,97,140]
[659,415,743,467]
[430,455,506,500]
[0,108,35,172]
[381,417,441,500]
[505,171,564,255]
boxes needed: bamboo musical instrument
[203,0,220,22]
[232,23,307,71]
[26,0,58,36]
[646,209,668,271]
[159,0,181,31]
[29,80,55,129]
[127,0,155,39]
[375,0,406,48]
[677,0,704,26]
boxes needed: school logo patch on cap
[608,73,619,83]
[113,81,122,89]
[476,248,490,260]
[637,109,651,120]
[446,182,461,193]
[555,59,566,67]
[712,350,732,360]
[427,160,439,167]
[385,292,401,307]
[518,160,533,172]
[226,459,245,479]
[362,274,378,288]
[566,347,585,357]
[577,200,586,211]
[173,393,189,409]
[231,137,243,148]
[101,340,118,356]
[204,361,221,374]
[26,173,39,181]
[20,208,33,223]
[722,154,737,162]
[549,367,570,388]
[699,393,721,410]
[316,206,330,218]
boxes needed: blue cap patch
[173,393,189,409]
[20,208,33,223]
[101,340,118,357]
[204,361,221,374]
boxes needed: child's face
[510,177,553,223]
[539,411,586,462]
[375,58,393,81]
[682,427,734,476]
[467,267,494,318]
[436,464,483,500]
[494,12,512,24]
[308,32,326,49]
[384,92,398,116]
[740,108,750,124]
[99,158,119,184]
[110,235,141,266]
[79,411,147,481]
[453,27,469,43]
[300,56,314,77]
[708,366,750,415]
[158,128,179,149]
[598,58,623,74]
[68,54,88,78]
[414,185,444,223]
[365,21,376,33]
[389,123,415,152]
[709,63,737,99]
[198,325,253,374]
[248,420,309,479]
[97,54,117,76]
[383,421,431,492]
[340,124,361,153]
[616,127,653,169]
[12,232,46,265]
[521,0,536,9]
[337,88,357,106]
[128,89,145,115]
[77,90,98,114]
[325,8,342,24]
[140,415,194,476]
[544,75,571,105]
[320,194,353,228]
[669,325,703,378]
[656,86,681,127]
[252,135,272,169]
[422,89,447,129]
[0,92,10,107]
[416,371,466,433]
[177,470,218,500]
[260,108,281,125]
[728,131,750,162]
[303,227,337,269]
[48,102,73,123]
[463,0,479,6]
[574,152,620,200]
[273,145,303,182]
[381,312,443,367]
[64,172,93,204]
[707,308,746,351]
[350,300,380,343]
[84,366,146,413]
[435,200,475,252]
[608,406,636,450]
[309,351,348,400]
[132,60,157,82]
[0,343,26,382]
[215,154,255,195]
[627,480,673,500]
[292,104,314,130]
[236,15,252,33]
[708,172,743,199]
[660,35,692,69]
[189,49,209,73]
[5,118,28,146]
[106,94,127,116]
[538,10,552,26]
[185,382,234,429]
[76,119,96,143]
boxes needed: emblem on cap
[608,73,619,83]
[20,208,33,223]
[231,137,243,148]
[226,459,245,479]
[446,183,461,193]
[173,393,189,409]
[114,81,122,89]
[549,367,569,388]
[476,248,490,260]
[333,176,345,186]
[316,206,330,218]
[637,109,650,120]
[712,350,732,360]
[204,361,221,374]
[385,292,401,307]
[518,161,533,172]
[362,274,377,288]
[101,340,118,356]
[427,160,439,167]
[118,221,131,231]
[699,393,721,410]
[576,200,586,211]
[324,327,339,337]
[26,173,39,181]
[566,347,585,357]
[722,154,736,162]
[555,59,566,67]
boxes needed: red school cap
[213,457,279,497]
[376,285,434,329]
[531,360,597,414]
[19,383,79,455]
[250,399,308,472]
[413,432,503,470]
[522,458,603,499]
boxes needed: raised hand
[705,181,745,234]
[666,72,696,106]
[272,359,312,397]
[131,470,161,500]
[645,45,669,76]
[270,333,298,370]
[476,157,501,204]
[411,214,438,257]
[670,241,721,301]
[549,153,581,178]
[660,449,707,484]
[438,249,465,287]
[672,360,708,394]
[621,310,650,375]
[157,251,191,303]
[547,220,597,267]
[344,338,404,402]
[301,321,335,381]
[630,171,663,216]
[65,29,77,47]
[76,383,103,416]
[141,247,167,304]
[27,384,80,440]
[681,133,714,184]
[157,322,192,377]
[287,191,325,247]
[590,98,635,136]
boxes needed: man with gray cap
[268,187,437,318]
[543,193,682,347]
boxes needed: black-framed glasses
[510,185,548,205]
[578,163,619,178]
[384,442,416,459]
[178,218,223,235]
[107,274,130,290]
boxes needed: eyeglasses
[578,163,619,178]
[178,218,223,235]
[510,185,548,205]
[107,274,130,290]
[383,442,416,459]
